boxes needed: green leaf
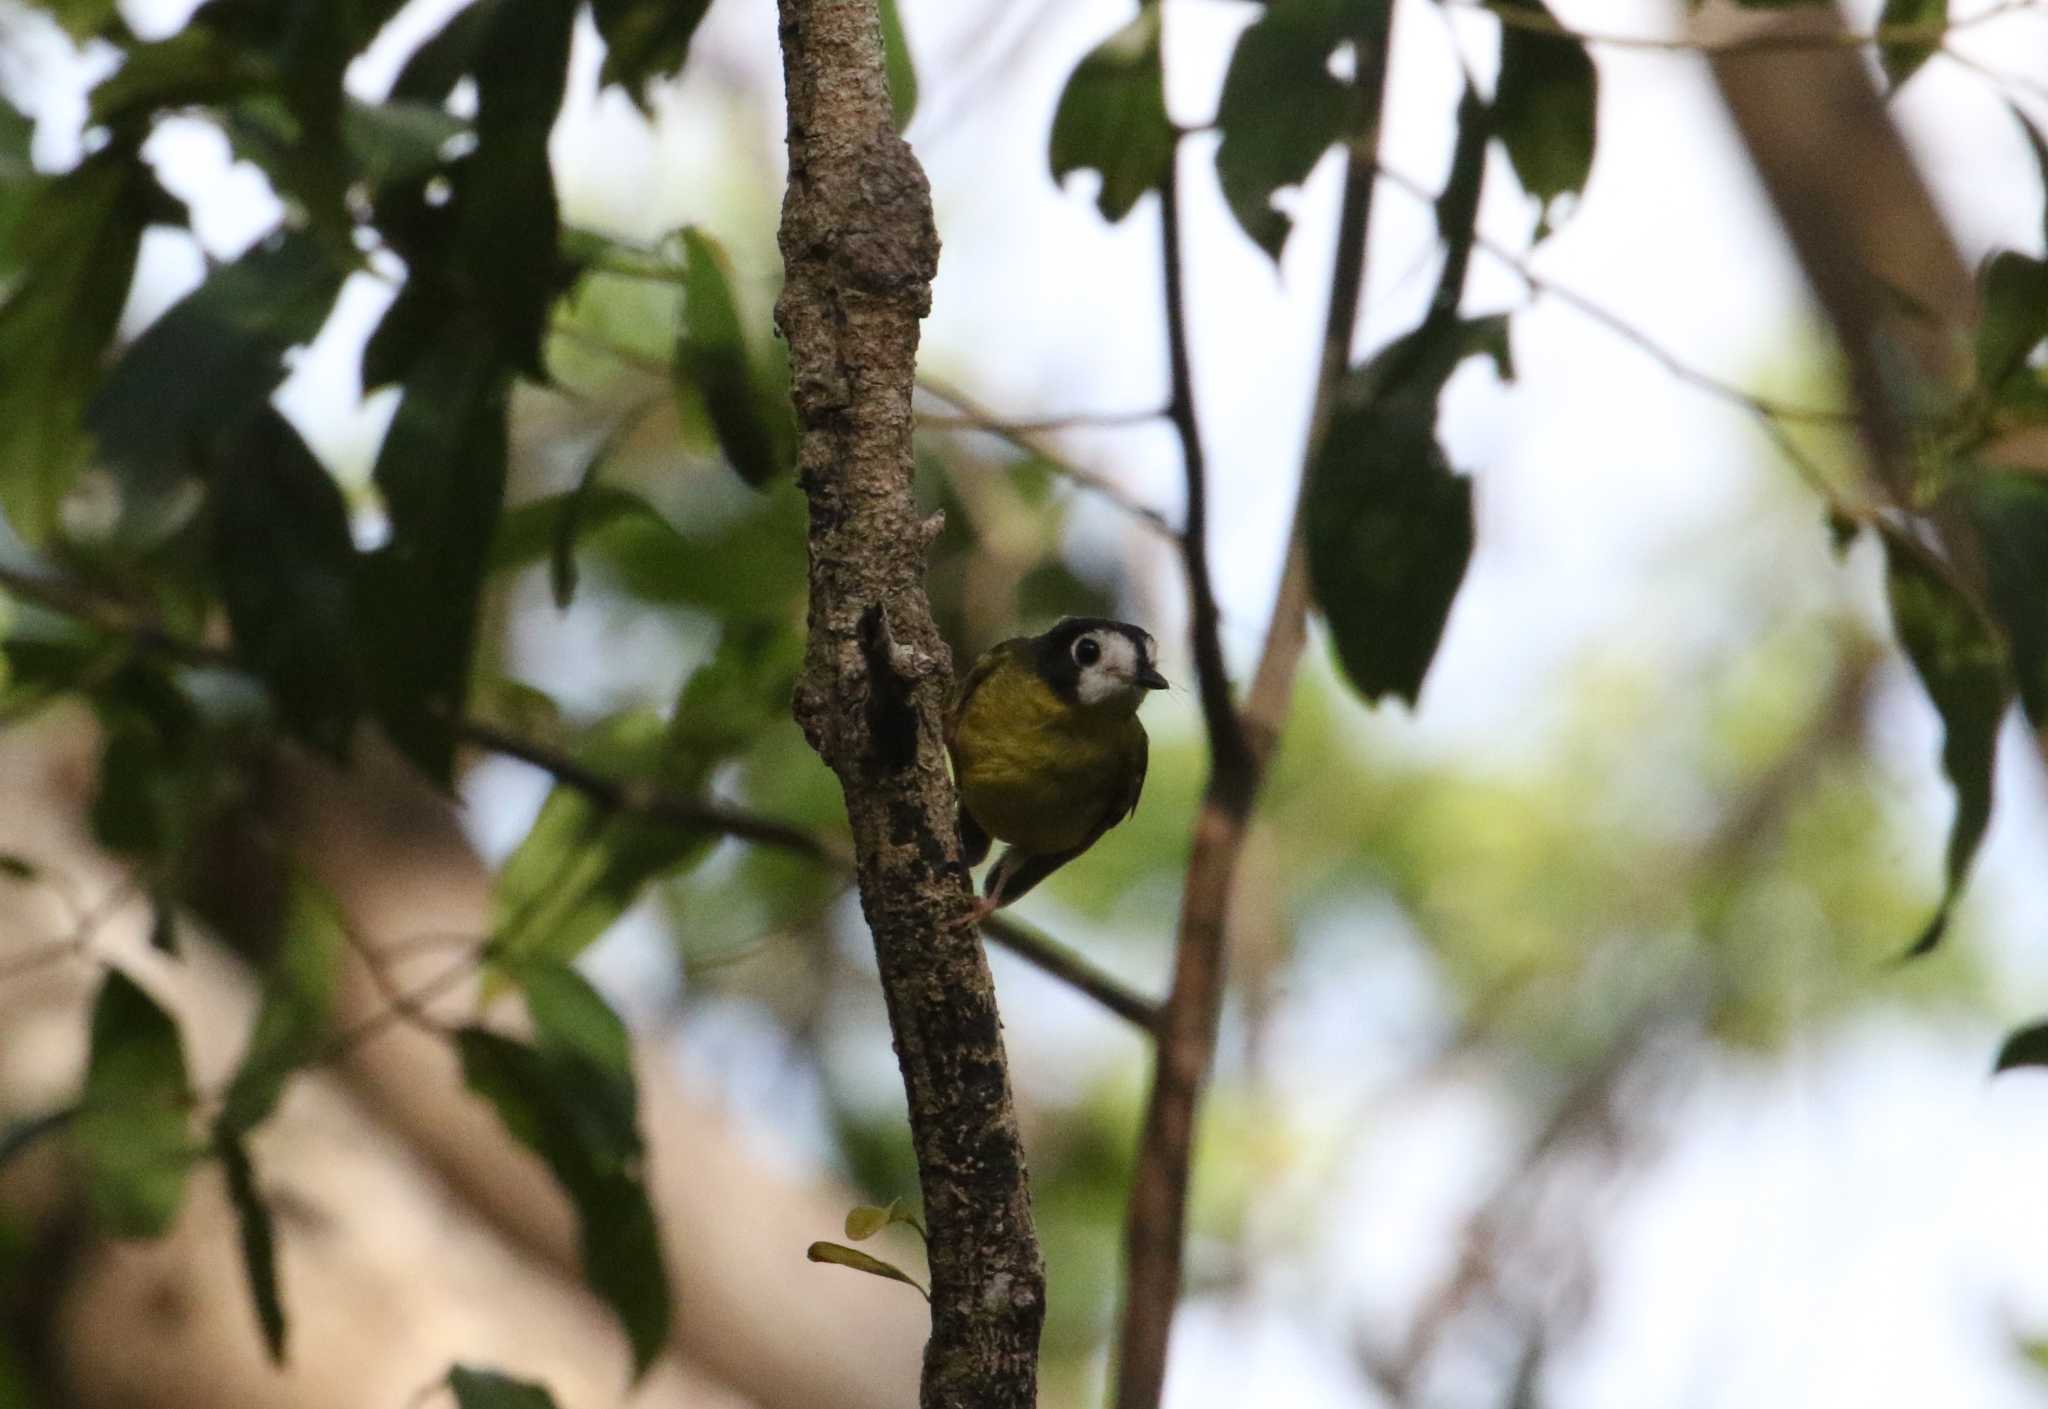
[392,2,494,102]
[89,668,203,865]
[88,26,274,131]
[1882,532,2009,956]
[1306,316,1504,705]
[37,0,118,40]
[1212,0,1362,261]
[1964,472,2048,727]
[1877,0,1944,89]
[1995,1019,2048,1073]
[879,0,919,132]
[342,99,469,188]
[548,421,653,607]
[462,0,578,376]
[358,318,510,782]
[1975,252,2048,396]
[0,93,38,274]
[448,1366,561,1409]
[843,1199,898,1241]
[2014,104,2048,247]
[1307,406,1474,706]
[456,1029,670,1375]
[1048,9,1175,224]
[492,622,800,966]
[495,957,633,1081]
[209,409,362,757]
[591,0,714,112]
[0,144,157,544]
[216,873,348,1138]
[676,229,795,489]
[1494,3,1597,232]
[804,1241,928,1299]
[110,0,406,253]
[593,479,808,615]
[374,0,573,379]
[72,971,196,1237]
[217,1133,286,1362]
[490,716,713,969]
[489,485,686,602]
[87,231,346,515]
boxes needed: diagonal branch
[915,376,1179,536]
[1461,0,2045,53]
[0,565,1160,1029]
[1112,5,1393,1405]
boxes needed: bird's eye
[1074,636,1102,667]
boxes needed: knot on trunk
[834,125,940,306]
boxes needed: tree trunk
[773,2,1046,1405]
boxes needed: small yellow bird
[946,618,1168,923]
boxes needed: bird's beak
[1137,664,1170,691]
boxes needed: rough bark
[773,3,1045,1407]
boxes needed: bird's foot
[945,894,1002,932]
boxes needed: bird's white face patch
[1073,629,1146,706]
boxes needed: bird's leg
[945,845,1021,931]
[946,892,1003,932]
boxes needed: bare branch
[0,566,1159,1031]
[914,391,1165,435]
[1113,7,1391,1405]
[1459,0,2046,54]
[981,913,1159,1032]
[915,376,1179,536]
[1159,155,1254,789]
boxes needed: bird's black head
[1031,618,1170,707]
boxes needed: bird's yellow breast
[949,661,1145,855]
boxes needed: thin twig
[981,913,1158,1032]
[333,914,460,1041]
[1375,164,1862,427]
[274,941,489,1095]
[1366,161,1872,502]
[548,323,675,381]
[1159,155,1254,789]
[915,402,1166,435]
[0,870,147,985]
[915,376,1179,537]
[1459,0,2044,54]
[0,567,1163,1031]
[1931,41,2048,103]
[456,718,835,858]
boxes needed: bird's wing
[946,638,1024,745]
[1119,721,1149,824]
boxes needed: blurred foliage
[0,0,2040,1405]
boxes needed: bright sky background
[12,0,2048,1403]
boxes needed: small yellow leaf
[843,1200,896,1241]
[805,1241,928,1300]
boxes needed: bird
[945,617,1168,926]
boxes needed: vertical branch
[1113,5,1394,1407]
[773,3,1043,1407]
[1160,155,1255,789]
